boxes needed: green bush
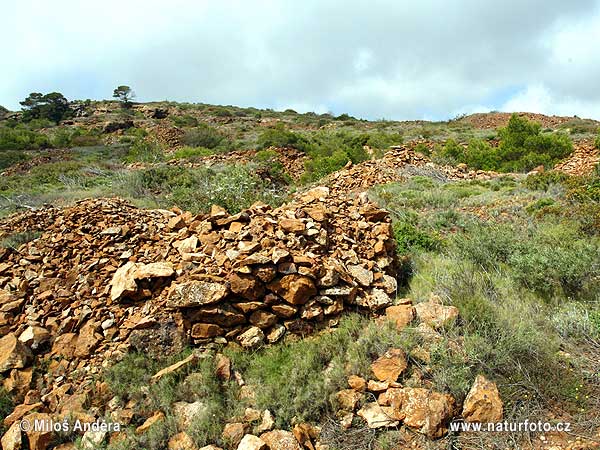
[171,115,199,127]
[183,124,224,149]
[452,222,600,300]
[496,115,572,172]
[0,127,50,150]
[595,129,600,149]
[257,124,308,150]
[119,165,287,214]
[228,315,416,427]
[0,150,28,170]
[434,115,573,172]
[171,146,215,160]
[123,139,165,163]
[523,171,570,191]
[393,221,440,256]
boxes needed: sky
[2,0,600,121]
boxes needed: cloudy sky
[2,0,600,120]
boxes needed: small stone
[279,219,305,233]
[1,421,22,450]
[173,401,208,431]
[462,375,503,423]
[0,333,32,373]
[266,324,286,343]
[335,389,363,411]
[260,430,302,450]
[371,348,408,382]
[384,305,415,330]
[249,310,278,329]
[167,281,228,308]
[348,375,367,392]
[168,432,199,450]
[222,423,246,447]
[257,410,275,433]
[151,354,198,382]
[347,265,373,287]
[229,274,265,301]
[267,275,317,305]
[191,323,224,338]
[18,326,50,351]
[414,295,459,329]
[357,402,399,429]
[135,411,165,434]
[237,327,264,349]
[237,434,267,450]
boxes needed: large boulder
[462,375,503,423]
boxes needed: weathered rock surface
[414,295,459,329]
[462,375,503,423]
[0,333,32,373]
[371,348,408,382]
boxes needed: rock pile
[0,187,399,425]
[150,124,185,149]
[460,112,589,130]
[325,145,500,196]
[553,139,599,176]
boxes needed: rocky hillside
[1,103,600,450]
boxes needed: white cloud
[1,0,600,120]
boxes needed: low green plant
[0,231,41,250]
[0,127,50,150]
[0,386,13,435]
[123,139,164,163]
[171,146,216,160]
[171,115,199,127]
[183,124,225,149]
[0,150,28,170]
[227,315,417,428]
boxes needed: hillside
[1,102,600,450]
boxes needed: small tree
[20,92,71,124]
[113,85,135,108]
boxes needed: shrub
[119,165,287,214]
[171,115,199,127]
[595,129,600,149]
[123,139,164,163]
[452,221,600,300]
[227,315,416,427]
[393,221,440,256]
[183,124,224,149]
[0,127,50,150]
[496,115,572,172]
[0,231,41,250]
[436,139,464,162]
[171,146,215,160]
[523,171,570,191]
[434,115,573,172]
[0,150,28,170]
[257,124,308,150]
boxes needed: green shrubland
[434,114,573,172]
